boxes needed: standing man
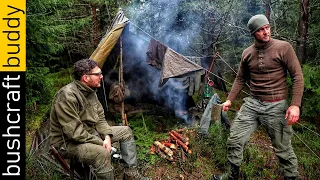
[222,14,304,180]
[50,59,149,180]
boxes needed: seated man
[49,59,149,180]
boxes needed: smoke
[119,0,206,123]
[126,0,202,53]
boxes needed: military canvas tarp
[90,11,129,68]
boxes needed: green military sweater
[227,38,304,106]
[50,80,112,148]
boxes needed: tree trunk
[297,0,309,64]
[265,0,271,21]
[91,4,98,47]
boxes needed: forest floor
[107,103,308,180]
[26,102,317,180]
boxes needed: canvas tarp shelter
[89,10,213,90]
[90,10,129,68]
[88,10,227,111]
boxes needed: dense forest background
[26,0,319,120]
[26,0,320,179]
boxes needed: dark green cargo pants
[227,97,298,177]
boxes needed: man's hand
[222,100,232,111]
[102,135,112,152]
[285,105,300,125]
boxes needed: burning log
[169,132,192,154]
[154,141,174,157]
[170,130,189,145]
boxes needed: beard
[255,35,270,44]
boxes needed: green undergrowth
[291,122,320,179]
[242,144,272,179]
[125,110,230,179]
[207,123,229,167]
[26,155,63,180]
[47,68,73,92]
[127,111,186,165]
[26,68,73,131]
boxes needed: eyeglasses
[86,71,103,76]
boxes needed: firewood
[171,130,189,142]
[169,132,192,154]
[150,145,156,154]
[170,130,189,145]
[177,129,184,133]
[163,142,177,150]
[154,141,174,157]
[156,147,167,159]
[155,147,173,161]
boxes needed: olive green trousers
[227,97,298,177]
[64,126,136,180]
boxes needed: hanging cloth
[146,38,167,69]
[159,48,203,87]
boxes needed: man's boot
[95,167,115,180]
[228,162,240,180]
[120,139,150,180]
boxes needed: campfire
[150,129,193,162]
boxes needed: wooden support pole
[119,37,128,126]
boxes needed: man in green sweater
[50,59,149,180]
[221,14,304,180]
